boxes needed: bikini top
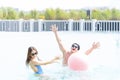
[35,65,43,74]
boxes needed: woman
[26,46,60,77]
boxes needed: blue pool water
[0,32,120,80]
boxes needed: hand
[92,42,100,49]
[51,24,58,32]
[50,56,61,63]
[53,55,61,60]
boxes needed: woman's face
[30,50,37,58]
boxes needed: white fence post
[19,19,23,32]
[38,19,43,31]
[68,19,73,31]
[92,19,97,32]
[80,19,84,32]
[30,19,34,32]
[0,19,1,31]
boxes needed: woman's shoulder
[30,59,37,64]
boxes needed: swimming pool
[0,32,120,80]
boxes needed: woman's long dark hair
[25,46,38,66]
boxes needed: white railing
[0,19,120,32]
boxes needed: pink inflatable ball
[68,53,88,71]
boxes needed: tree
[44,8,56,20]
[29,10,39,19]
[6,7,18,19]
[0,8,3,19]
[111,8,120,20]
[19,11,25,19]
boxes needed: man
[51,24,100,66]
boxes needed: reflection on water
[0,32,120,80]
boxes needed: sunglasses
[72,45,78,49]
[31,52,37,56]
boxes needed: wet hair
[71,43,80,50]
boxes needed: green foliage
[0,8,3,19]
[1,7,120,20]
[45,8,56,20]
[6,7,18,19]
